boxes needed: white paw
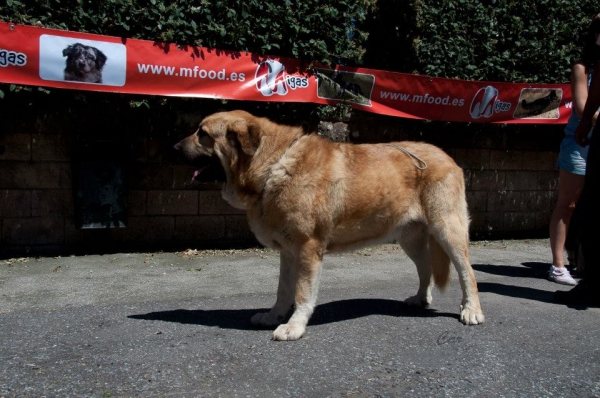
[404,294,432,307]
[251,312,283,327]
[272,322,306,341]
[460,304,485,325]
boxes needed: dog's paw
[272,322,305,341]
[459,304,485,325]
[404,294,432,307]
[251,312,283,327]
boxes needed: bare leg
[549,169,584,267]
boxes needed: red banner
[0,22,571,124]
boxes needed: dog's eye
[196,129,213,147]
[197,127,211,139]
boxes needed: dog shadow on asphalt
[128,299,459,331]
[473,261,567,305]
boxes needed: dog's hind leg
[271,240,324,341]
[431,214,485,325]
[423,173,484,325]
[251,251,296,327]
[400,223,434,307]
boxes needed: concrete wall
[0,102,563,257]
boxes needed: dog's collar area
[383,144,428,170]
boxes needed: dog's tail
[429,236,451,290]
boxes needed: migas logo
[470,85,511,119]
[255,59,308,97]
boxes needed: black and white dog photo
[63,43,107,83]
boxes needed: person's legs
[548,169,582,285]
[549,169,585,268]
[555,129,600,305]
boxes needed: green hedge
[3,0,374,66]
[364,0,599,83]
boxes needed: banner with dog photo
[0,21,571,124]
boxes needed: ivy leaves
[1,0,375,67]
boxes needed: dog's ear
[228,119,260,156]
[62,45,74,57]
[94,48,107,69]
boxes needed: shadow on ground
[472,261,549,279]
[129,298,459,330]
[472,261,587,305]
[472,261,557,303]
[477,282,556,303]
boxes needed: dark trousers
[567,125,599,286]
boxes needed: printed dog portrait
[62,43,107,83]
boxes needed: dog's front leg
[251,251,296,327]
[272,241,324,341]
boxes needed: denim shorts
[557,135,588,175]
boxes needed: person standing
[554,15,600,306]
[548,13,600,285]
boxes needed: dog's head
[174,110,261,162]
[174,110,262,180]
[175,110,307,209]
[174,110,264,208]
[63,43,107,76]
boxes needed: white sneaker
[548,265,577,286]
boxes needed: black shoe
[554,282,600,307]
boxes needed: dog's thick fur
[174,110,485,340]
[63,43,107,83]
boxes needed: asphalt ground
[0,239,599,398]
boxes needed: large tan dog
[174,110,485,340]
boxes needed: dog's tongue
[191,167,207,182]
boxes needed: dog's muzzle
[173,142,225,182]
